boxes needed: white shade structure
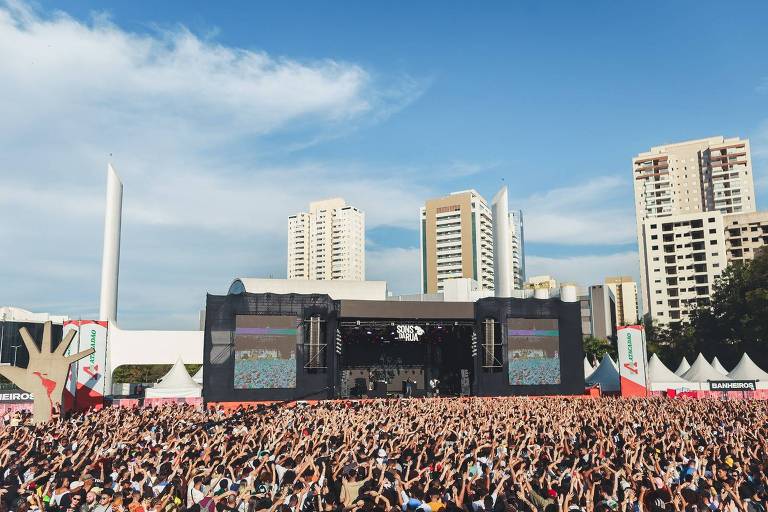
[711,357,729,376]
[681,353,730,384]
[674,357,691,376]
[585,353,620,393]
[145,357,202,398]
[192,366,203,385]
[728,353,768,383]
[584,357,594,379]
[647,354,688,390]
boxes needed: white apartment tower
[420,190,495,294]
[633,136,755,324]
[510,210,525,289]
[287,198,365,281]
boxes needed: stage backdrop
[474,297,584,396]
[203,293,337,403]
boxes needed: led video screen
[234,315,297,389]
[507,318,560,385]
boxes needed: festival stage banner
[617,325,648,396]
[62,320,108,410]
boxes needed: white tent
[647,354,689,391]
[681,353,730,387]
[674,357,691,376]
[711,357,729,376]
[145,357,202,398]
[192,366,203,385]
[585,353,620,393]
[728,353,768,384]
[584,357,594,379]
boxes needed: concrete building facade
[641,212,728,324]
[578,295,593,339]
[510,210,525,289]
[288,198,365,281]
[724,211,768,264]
[524,275,558,291]
[633,136,756,323]
[589,285,617,341]
[604,276,638,326]
[420,190,494,294]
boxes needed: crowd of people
[1,397,767,512]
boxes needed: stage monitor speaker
[370,385,387,398]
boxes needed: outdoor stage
[202,290,585,402]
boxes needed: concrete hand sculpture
[0,321,94,424]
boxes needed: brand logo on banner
[616,325,648,397]
[62,320,108,410]
[396,325,425,342]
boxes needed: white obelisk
[99,164,123,323]
[491,185,512,297]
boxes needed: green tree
[582,336,616,363]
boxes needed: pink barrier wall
[110,397,203,408]
[0,402,33,416]
[652,389,768,399]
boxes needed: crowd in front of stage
[1,398,767,512]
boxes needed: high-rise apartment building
[604,276,638,326]
[420,190,495,294]
[633,136,756,323]
[287,198,365,281]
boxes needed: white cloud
[511,176,636,245]
[525,251,640,292]
[0,1,428,329]
[366,247,421,296]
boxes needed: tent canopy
[681,353,729,383]
[647,354,688,384]
[586,353,620,392]
[145,357,202,398]
[584,357,594,379]
[711,357,729,376]
[674,357,691,376]
[728,353,768,381]
[192,365,203,385]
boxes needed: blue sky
[1,1,767,328]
